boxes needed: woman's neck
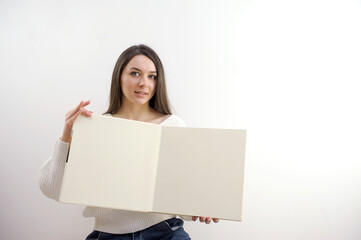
[113,103,157,121]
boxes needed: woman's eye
[149,75,157,80]
[131,72,140,76]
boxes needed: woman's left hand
[192,216,219,224]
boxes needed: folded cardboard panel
[60,114,246,221]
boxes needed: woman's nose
[138,76,147,87]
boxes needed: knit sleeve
[179,215,193,221]
[163,115,186,127]
[38,138,70,201]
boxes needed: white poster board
[60,114,247,221]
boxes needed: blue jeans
[85,218,191,240]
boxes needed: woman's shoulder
[161,115,186,127]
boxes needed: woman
[39,44,219,240]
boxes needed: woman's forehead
[126,55,156,72]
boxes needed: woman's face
[120,55,157,107]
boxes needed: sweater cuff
[179,215,193,221]
[52,137,70,169]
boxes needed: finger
[67,105,92,122]
[66,107,83,128]
[79,100,92,117]
[66,107,92,130]
[66,101,84,119]
[80,107,93,117]
[192,216,198,221]
[66,100,91,119]
[82,100,91,107]
[213,218,219,223]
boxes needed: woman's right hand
[60,100,93,142]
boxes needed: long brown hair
[104,44,172,115]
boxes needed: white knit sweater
[39,114,192,234]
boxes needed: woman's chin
[133,99,150,106]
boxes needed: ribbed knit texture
[39,115,192,234]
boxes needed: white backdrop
[1,0,361,239]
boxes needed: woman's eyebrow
[130,67,142,72]
[130,67,157,74]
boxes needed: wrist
[61,132,71,142]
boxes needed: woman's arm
[39,100,93,201]
[39,138,69,201]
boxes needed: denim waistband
[85,217,190,240]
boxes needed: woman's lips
[135,91,148,97]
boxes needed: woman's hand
[192,216,220,224]
[60,100,93,142]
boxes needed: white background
[1,0,361,239]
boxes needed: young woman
[39,45,219,240]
